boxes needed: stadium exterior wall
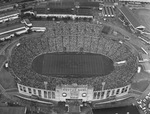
[17,83,131,103]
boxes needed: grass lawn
[0,68,16,90]
[131,80,150,92]
[133,9,150,32]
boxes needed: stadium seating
[10,21,138,91]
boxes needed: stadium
[0,0,150,114]
[9,21,137,113]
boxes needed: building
[119,0,150,3]
[78,2,100,9]
[0,10,20,23]
[17,83,131,106]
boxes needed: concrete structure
[119,0,150,3]
[0,10,19,23]
[17,83,131,103]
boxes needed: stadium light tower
[102,82,106,91]
[44,81,48,90]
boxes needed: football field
[32,52,114,78]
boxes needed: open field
[32,52,114,78]
[0,68,15,89]
[131,80,150,92]
[133,9,150,32]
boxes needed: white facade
[35,13,93,19]
[55,84,93,102]
[17,83,131,102]
[0,13,19,23]
[17,84,56,101]
[92,85,131,101]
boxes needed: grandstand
[10,22,137,93]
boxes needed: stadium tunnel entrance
[32,52,114,78]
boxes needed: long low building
[78,2,100,8]
[0,23,25,35]
[118,6,145,31]
[34,7,93,18]
[119,0,150,3]
[0,4,16,12]
[0,107,26,114]
[47,1,75,9]
[0,23,27,41]
[0,10,19,23]
[75,8,93,18]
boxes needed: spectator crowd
[10,21,138,91]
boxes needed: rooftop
[76,8,93,16]
[0,10,19,19]
[79,2,100,8]
[119,0,150,2]
[47,1,75,9]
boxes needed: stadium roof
[34,7,46,14]
[47,2,75,9]
[119,6,145,30]
[119,0,150,2]
[34,7,93,17]
[0,23,24,34]
[35,7,74,15]
[79,2,100,8]
[47,8,74,15]
[76,8,93,16]
[0,10,19,19]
